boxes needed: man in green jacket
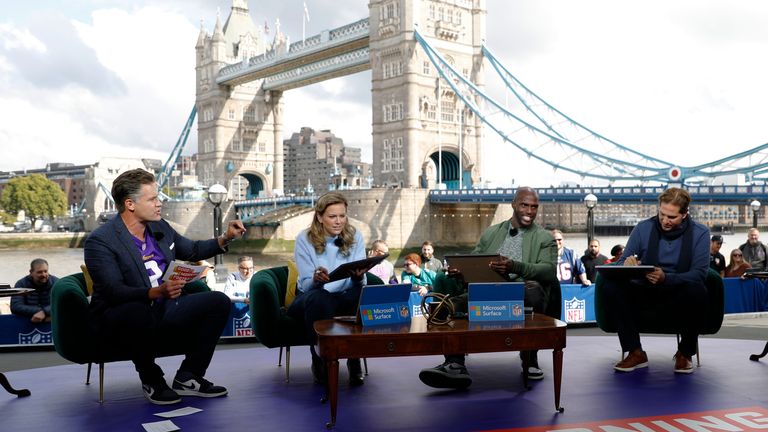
[418,187,561,389]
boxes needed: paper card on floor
[154,406,203,418]
[141,420,180,432]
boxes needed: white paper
[161,261,208,283]
[154,407,203,418]
[141,420,180,432]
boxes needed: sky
[2,0,768,187]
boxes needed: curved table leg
[0,372,31,397]
[749,341,768,361]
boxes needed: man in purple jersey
[85,168,246,405]
[552,229,591,286]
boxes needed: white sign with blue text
[468,282,525,321]
[359,283,412,326]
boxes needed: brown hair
[658,187,691,214]
[403,253,422,267]
[307,192,356,256]
[112,168,156,213]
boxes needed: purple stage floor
[2,336,767,431]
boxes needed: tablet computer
[444,254,508,283]
[327,253,390,282]
[595,265,654,280]
[0,287,35,297]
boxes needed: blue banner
[468,282,525,321]
[360,284,412,326]
[560,284,596,324]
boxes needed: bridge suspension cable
[414,29,768,184]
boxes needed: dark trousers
[94,291,231,383]
[287,286,362,358]
[601,278,707,357]
[446,280,548,366]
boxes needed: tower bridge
[157,0,768,246]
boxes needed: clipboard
[327,253,390,282]
[595,265,654,280]
[444,254,508,283]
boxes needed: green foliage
[0,174,68,227]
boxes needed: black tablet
[0,287,35,297]
[327,253,390,282]
[444,254,508,283]
[595,265,654,280]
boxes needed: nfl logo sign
[19,328,53,345]
[233,313,254,337]
[564,297,585,323]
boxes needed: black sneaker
[142,380,181,405]
[418,362,472,389]
[172,372,228,398]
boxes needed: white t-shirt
[223,272,251,302]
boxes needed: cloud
[1,12,125,96]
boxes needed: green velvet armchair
[51,273,210,403]
[249,266,383,382]
[594,268,724,366]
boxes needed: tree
[0,174,67,230]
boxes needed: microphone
[334,236,344,247]
[509,227,518,237]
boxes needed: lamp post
[584,193,598,249]
[207,184,228,269]
[750,200,761,229]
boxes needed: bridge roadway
[232,185,768,212]
[429,185,768,205]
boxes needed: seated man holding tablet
[287,192,370,386]
[601,187,709,374]
[418,187,561,389]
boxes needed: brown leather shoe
[673,351,694,374]
[614,349,648,372]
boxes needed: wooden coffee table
[315,314,567,428]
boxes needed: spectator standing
[580,239,608,282]
[739,228,768,269]
[552,230,590,286]
[724,249,751,278]
[12,258,58,323]
[223,256,254,304]
[400,253,436,296]
[709,235,726,277]
[420,241,443,274]
[368,240,397,284]
[606,244,624,263]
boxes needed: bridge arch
[423,149,473,190]
[231,171,267,199]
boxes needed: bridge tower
[369,0,486,189]
[195,0,284,198]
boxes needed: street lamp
[584,193,598,249]
[207,184,228,269]
[750,200,761,229]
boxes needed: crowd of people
[7,173,757,404]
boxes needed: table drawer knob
[386,342,396,352]
[505,337,513,347]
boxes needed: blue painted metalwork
[414,30,768,185]
[428,186,768,205]
[157,106,197,191]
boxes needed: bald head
[511,186,540,228]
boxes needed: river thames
[0,229,751,285]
